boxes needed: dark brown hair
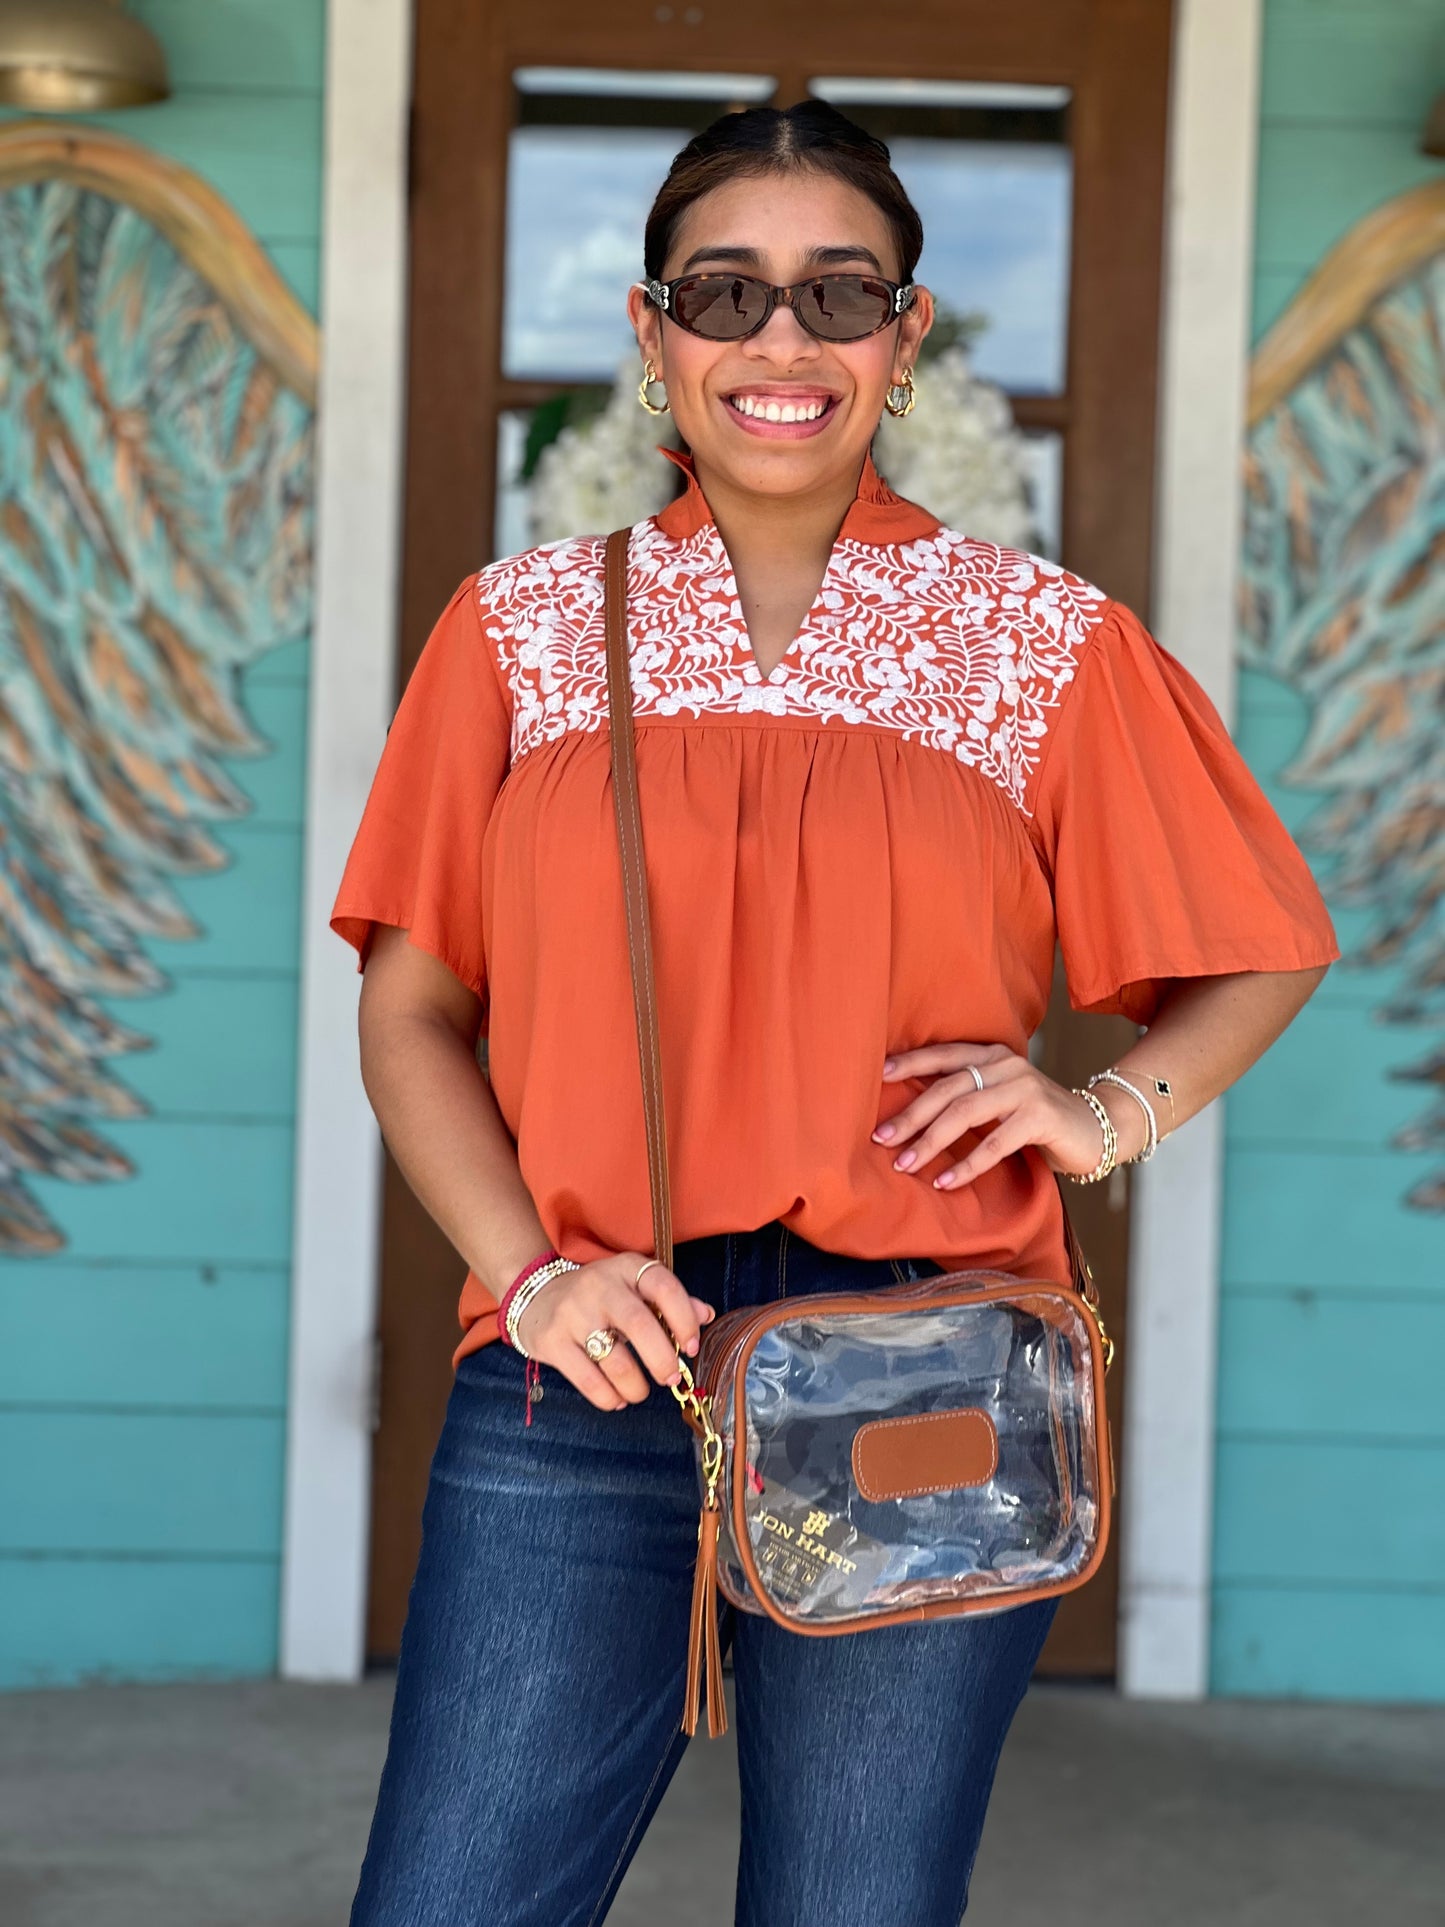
[643,100,924,283]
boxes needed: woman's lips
[721,392,841,440]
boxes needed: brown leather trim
[718,1276,1114,1639]
[852,1407,999,1501]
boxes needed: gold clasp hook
[670,1354,725,1507]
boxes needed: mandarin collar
[652,444,939,548]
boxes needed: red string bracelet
[496,1248,563,1427]
[496,1247,561,1349]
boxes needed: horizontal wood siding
[1216,0,1445,1701]
[0,0,323,1687]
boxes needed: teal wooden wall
[1214,0,1445,1701]
[0,2,324,1685]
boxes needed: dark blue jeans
[350,1221,1058,1926]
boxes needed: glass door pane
[812,79,1071,555]
[503,68,777,381]
[809,79,1072,394]
[498,68,776,554]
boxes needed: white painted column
[1118,0,1263,1698]
[280,0,414,1680]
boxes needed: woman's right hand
[514,1252,717,1411]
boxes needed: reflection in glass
[810,79,1072,395]
[504,69,776,382]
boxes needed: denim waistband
[670,1220,941,1318]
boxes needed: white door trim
[280,0,414,1680]
[279,0,1262,1688]
[1118,0,1263,1698]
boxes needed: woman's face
[627,169,933,505]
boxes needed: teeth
[729,396,830,421]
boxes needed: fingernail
[686,1335,699,1353]
[883,1058,896,1073]
[873,1123,894,1141]
[894,1151,916,1171]
[934,1172,956,1188]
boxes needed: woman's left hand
[873,1041,1123,1187]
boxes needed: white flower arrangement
[527,361,681,545]
[524,338,1035,550]
[873,346,1036,550]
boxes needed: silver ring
[583,1327,619,1362]
[966,1064,985,1093]
[634,1257,662,1289]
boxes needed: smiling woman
[332,97,1338,1927]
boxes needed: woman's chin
[691,425,871,501]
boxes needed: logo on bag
[756,1501,859,1582]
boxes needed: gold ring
[634,1257,662,1289]
[583,1327,619,1362]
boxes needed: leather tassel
[683,1506,728,1738]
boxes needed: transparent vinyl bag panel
[707,1295,1101,1625]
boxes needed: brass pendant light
[0,0,170,111]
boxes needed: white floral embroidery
[477,516,1108,812]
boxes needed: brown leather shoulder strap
[605,527,674,1270]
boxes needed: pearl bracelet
[1068,1087,1118,1184]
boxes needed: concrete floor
[2,1676,1442,1926]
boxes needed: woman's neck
[692,452,865,576]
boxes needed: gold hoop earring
[637,359,670,415]
[884,367,916,418]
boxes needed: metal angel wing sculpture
[0,125,317,1252]
[1240,182,1445,1211]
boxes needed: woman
[332,102,1337,1926]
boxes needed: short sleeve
[330,574,510,1007]
[1027,599,1339,1025]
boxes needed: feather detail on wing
[1240,183,1445,1211]
[0,130,316,1252]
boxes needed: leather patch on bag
[852,1408,999,1501]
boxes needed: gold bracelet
[1087,1068,1159,1161]
[1134,1071,1176,1134]
[1068,1087,1117,1184]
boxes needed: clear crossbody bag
[602,529,1116,1740]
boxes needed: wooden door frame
[282,0,1262,1694]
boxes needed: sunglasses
[643,272,916,344]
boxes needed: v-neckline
[706,522,840,688]
[649,446,943,690]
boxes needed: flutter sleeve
[330,574,510,1009]
[1026,598,1339,1024]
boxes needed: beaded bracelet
[497,1249,582,1428]
[502,1254,580,1356]
[1067,1086,1117,1184]
[1087,1067,1160,1162]
[496,1247,562,1348]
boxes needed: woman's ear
[896,284,934,374]
[627,283,665,373]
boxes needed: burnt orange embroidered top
[332,449,1338,1364]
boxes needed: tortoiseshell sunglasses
[643,272,916,344]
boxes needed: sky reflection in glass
[504,124,1071,394]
